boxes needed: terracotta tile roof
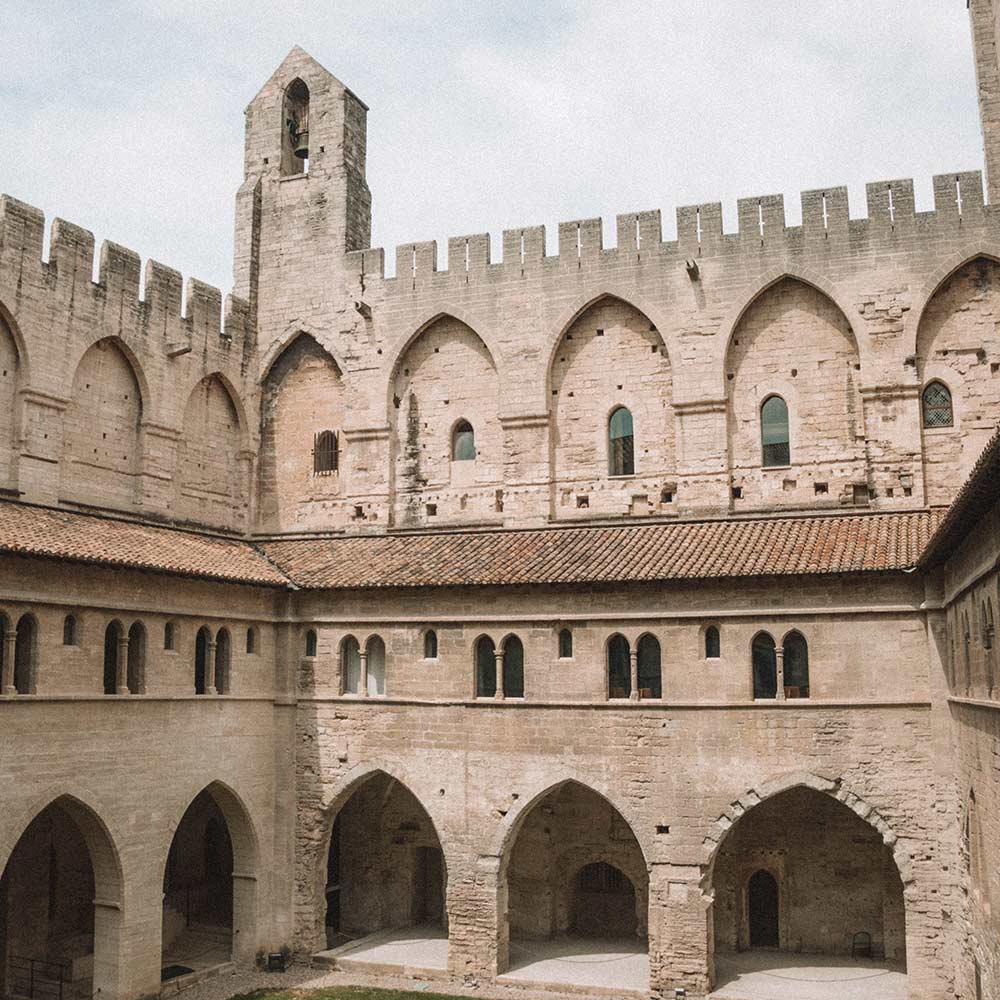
[261,510,943,591]
[920,426,1000,569]
[0,500,289,587]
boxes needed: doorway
[748,869,779,948]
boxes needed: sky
[0,1,985,291]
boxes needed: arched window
[607,634,631,699]
[502,636,524,698]
[246,627,256,655]
[558,627,573,659]
[313,430,338,474]
[63,614,79,647]
[342,636,361,694]
[922,381,953,429]
[423,629,438,659]
[985,600,996,693]
[305,629,317,658]
[195,626,210,695]
[608,407,635,476]
[783,630,809,698]
[164,621,175,651]
[452,420,476,461]
[636,634,662,699]
[127,622,145,695]
[282,77,310,175]
[366,636,386,696]
[752,632,777,699]
[215,628,232,695]
[14,614,36,695]
[760,396,790,467]
[475,636,496,698]
[103,621,123,696]
[705,625,721,659]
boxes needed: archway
[0,311,20,489]
[160,784,258,979]
[500,781,648,990]
[317,771,448,971]
[0,797,122,1000]
[710,786,907,995]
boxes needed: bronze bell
[293,130,309,159]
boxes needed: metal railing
[7,957,69,1000]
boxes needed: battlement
[0,195,251,347]
[348,171,988,286]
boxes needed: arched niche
[176,375,245,529]
[916,256,1000,505]
[61,338,143,511]
[549,295,674,518]
[391,315,501,523]
[725,278,862,503]
[259,333,346,530]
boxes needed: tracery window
[921,381,953,429]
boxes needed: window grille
[313,430,338,474]
[921,382,953,429]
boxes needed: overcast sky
[0,2,985,291]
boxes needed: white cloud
[0,1,983,291]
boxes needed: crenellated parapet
[346,172,989,289]
[0,195,257,530]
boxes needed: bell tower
[970,0,1000,203]
[235,47,372,361]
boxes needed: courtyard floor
[314,926,449,976]
[710,951,908,1000]
[501,936,648,992]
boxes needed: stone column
[2,629,16,694]
[360,650,369,698]
[116,633,130,695]
[494,651,505,699]
[206,638,218,695]
[775,648,785,700]
[649,862,712,997]
[629,649,639,701]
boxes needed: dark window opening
[63,614,78,646]
[103,621,121,696]
[783,630,810,698]
[637,634,662,699]
[452,420,476,461]
[752,632,777,699]
[127,622,145,695]
[607,633,631,699]
[14,615,36,695]
[558,627,573,659]
[246,627,256,654]
[503,635,525,698]
[164,621,175,650]
[424,629,438,659]
[313,430,339,474]
[195,626,210,695]
[475,636,496,697]
[761,395,790,467]
[215,628,232,695]
[705,625,721,659]
[305,629,318,658]
[608,407,635,476]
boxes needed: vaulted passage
[320,772,447,968]
[0,798,122,1000]
[500,782,648,990]
[711,788,906,978]
[161,785,257,980]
